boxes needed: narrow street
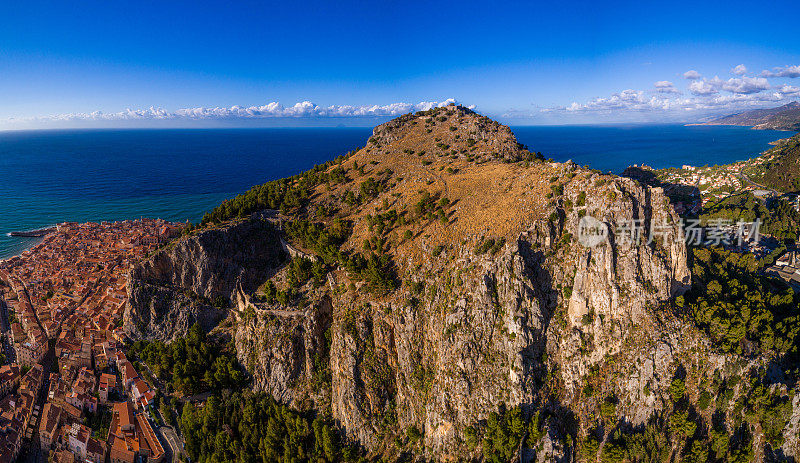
[0,291,16,364]
[140,360,187,462]
[19,341,55,463]
[0,291,11,332]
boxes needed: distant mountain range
[701,101,800,131]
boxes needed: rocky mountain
[125,105,800,462]
[124,218,285,341]
[701,101,800,131]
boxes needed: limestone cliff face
[233,291,333,403]
[561,175,690,331]
[222,108,702,459]
[126,107,800,460]
[544,172,697,431]
[355,235,553,455]
[231,167,693,459]
[232,233,556,454]
[124,218,284,342]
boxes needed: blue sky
[1,0,799,128]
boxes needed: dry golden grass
[304,106,578,268]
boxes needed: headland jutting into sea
[7,227,57,238]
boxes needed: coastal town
[651,137,797,206]
[633,150,800,290]
[0,219,184,463]
[628,160,774,212]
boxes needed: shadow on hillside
[621,166,702,214]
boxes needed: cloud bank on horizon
[7,99,467,126]
[4,64,800,128]
[540,64,800,120]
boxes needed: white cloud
[721,76,771,94]
[562,89,688,113]
[777,84,800,96]
[8,61,800,127]
[689,77,723,95]
[698,92,784,109]
[654,80,681,95]
[683,70,702,80]
[547,69,798,118]
[13,99,465,124]
[761,65,800,78]
[530,62,800,122]
[731,64,748,75]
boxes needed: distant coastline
[685,121,794,132]
[686,102,800,132]
[683,121,796,152]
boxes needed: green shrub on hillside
[700,192,800,241]
[201,154,356,224]
[680,247,800,355]
[181,392,356,463]
[130,323,244,395]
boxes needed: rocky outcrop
[234,293,333,403]
[323,172,690,458]
[229,166,694,459]
[205,101,713,461]
[560,176,691,327]
[124,283,225,343]
[369,104,528,162]
[124,218,285,341]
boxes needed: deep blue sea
[0,124,790,258]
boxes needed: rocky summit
[124,105,799,462]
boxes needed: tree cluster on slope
[701,192,800,241]
[285,219,397,295]
[180,391,361,463]
[677,247,800,356]
[201,154,355,224]
[129,323,244,395]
